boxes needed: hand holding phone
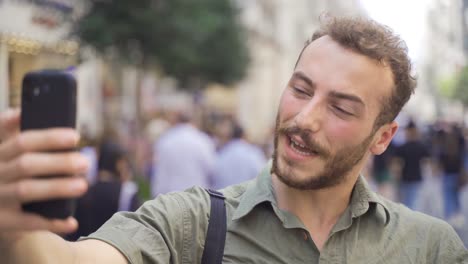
[0,122,87,236]
[20,70,80,219]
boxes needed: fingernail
[67,217,78,228]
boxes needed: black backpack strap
[201,189,227,264]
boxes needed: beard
[271,114,375,190]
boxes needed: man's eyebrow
[291,71,314,87]
[329,91,365,107]
[291,71,365,107]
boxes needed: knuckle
[14,181,28,200]
[15,155,30,175]
[13,134,27,153]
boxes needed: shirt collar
[232,161,276,221]
[350,174,390,224]
[232,160,390,225]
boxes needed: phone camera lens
[43,85,50,93]
[33,87,40,96]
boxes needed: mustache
[278,126,330,157]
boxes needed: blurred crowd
[366,119,467,229]
[67,106,270,240]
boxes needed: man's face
[272,36,394,190]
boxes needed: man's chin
[274,160,346,190]
[275,171,320,190]
[280,154,323,174]
[274,162,319,189]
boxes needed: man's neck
[271,173,359,249]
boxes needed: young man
[0,17,466,263]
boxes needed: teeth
[290,140,313,156]
[291,138,306,148]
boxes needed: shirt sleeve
[79,187,211,264]
[427,220,468,263]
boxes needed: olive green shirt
[84,163,468,263]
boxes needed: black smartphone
[20,70,77,219]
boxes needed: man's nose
[294,99,324,133]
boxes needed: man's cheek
[326,118,361,141]
[279,98,301,121]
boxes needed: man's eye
[333,106,353,116]
[293,87,309,96]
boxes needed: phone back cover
[20,71,77,219]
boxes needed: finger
[0,128,79,161]
[0,108,20,141]
[0,177,87,204]
[50,216,79,234]
[0,213,78,234]
[0,152,89,182]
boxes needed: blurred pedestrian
[145,117,170,187]
[151,107,215,197]
[79,143,99,184]
[393,121,430,210]
[438,124,465,224]
[68,141,140,240]
[370,142,395,199]
[78,126,99,185]
[212,122,266,189]
[212,115,235,151]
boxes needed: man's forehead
[294,35,394,109]
[298,36,381,68]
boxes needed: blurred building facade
[0,0,106,137]
[415,0,466,123]
[0,0,84,110]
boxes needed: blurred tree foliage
[453,66,468,108]
[438,75,457,98]
[75,0,249,89]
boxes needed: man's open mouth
[288,135,319,156]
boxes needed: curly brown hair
[295,16,417,128]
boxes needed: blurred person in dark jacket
[67,141,140,240]
[438,124,465,225]
[370,141,395,199]
[393,121,430,210]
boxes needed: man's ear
[370,121,398,155]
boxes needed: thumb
[0,108,20,142]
